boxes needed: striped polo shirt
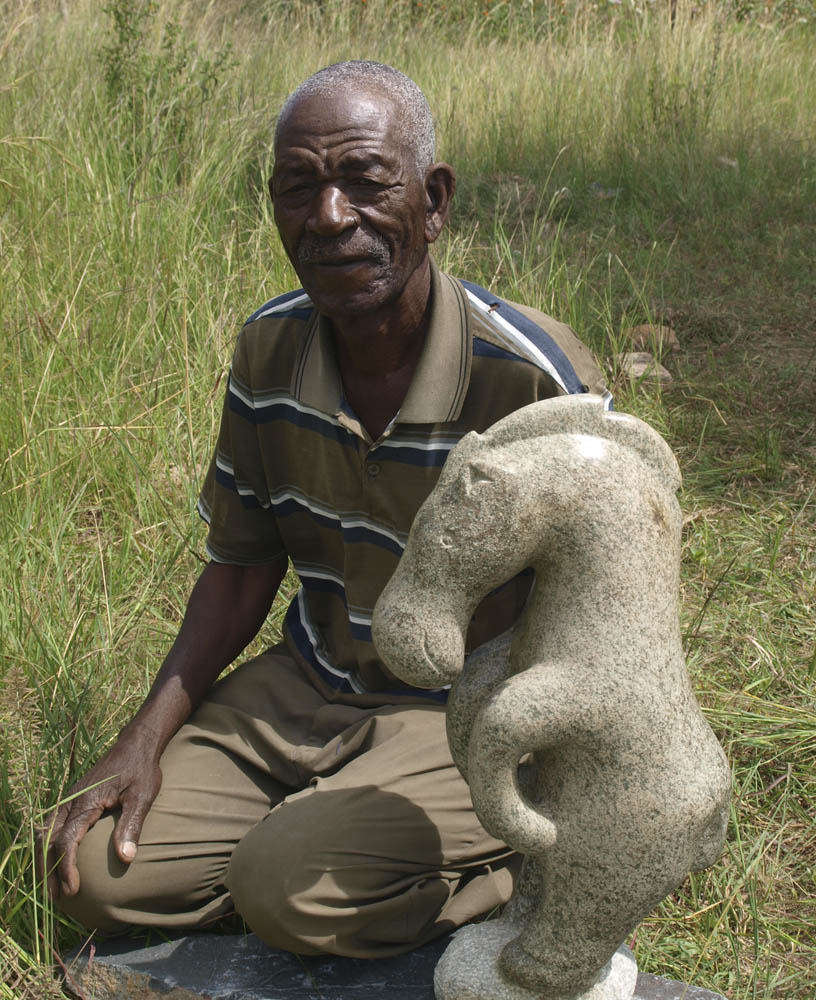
[198,260,610,704]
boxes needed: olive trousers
[61,646,516,957]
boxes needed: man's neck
[330,260,433,441]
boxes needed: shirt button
[367,462,381,478]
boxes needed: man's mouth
[310,256,373,268]
[296,230,390,268]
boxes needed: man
[42,61,608,957]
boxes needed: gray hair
[275,61,435,177]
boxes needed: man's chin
[300,268,392,319]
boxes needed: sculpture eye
[440,532,456,549]
[463,459,495,493]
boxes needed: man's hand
[39,726,162,899]
[38,557,286,901]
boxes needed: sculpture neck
[522,519,682,661]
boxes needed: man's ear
[424,163,456,244]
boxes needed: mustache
[296,229,390,266]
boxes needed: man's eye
[277,180,315,198]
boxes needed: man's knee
[56,811,233,932]
[225,783,450,956]
[56,815,131,931]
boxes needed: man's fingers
[52,800,105,897]
[113,769,162,865]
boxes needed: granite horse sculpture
[372,395,730,1000]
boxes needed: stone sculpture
[372,395,731,1000]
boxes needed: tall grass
[1,1,814,997]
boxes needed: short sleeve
[514,303,609,399]
[197,334,286,566]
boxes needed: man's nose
[306,185,358,236]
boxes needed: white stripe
[251,395,340,419]
[294,567,372,626]
[295,578,446,694]
[271,490,406,548]
[255,292,311,320]
[197,497,211,524]
[378,436,460,453]
[228,378,255,410]
[215,455,268,505]
[348,610,372,626]
[228,383,344,427]
[295,565,345,587]
[340,516,405,548]
[602,389,614,410]
[296,590,365,693]
[464,290,569,393]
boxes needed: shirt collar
[292,257,472,426]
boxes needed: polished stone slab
[64,932,728,1000]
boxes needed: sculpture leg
[446,632,514,779]
[434,856,637,1000]
[435,922,636,1000]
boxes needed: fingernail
[121,841,137,861]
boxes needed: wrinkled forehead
[275,86,403,158]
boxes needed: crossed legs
[60,647,516,957]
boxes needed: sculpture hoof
[435,921,637,1000]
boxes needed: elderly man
[43,61,608,957]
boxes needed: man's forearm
[122,557,288,758]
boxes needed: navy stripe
[228,393,356,447]
[284,604,356,693]
[376,445,451,468]
[382,685,449,703]
[287,601,446,699]
[285,602,447,700]
[271,497,339,531]
[343,525,404,557]
[299,576,373,642]
[271,499,404,557]
[214,464,237,491]
[461,281,587,395]
[245,290,311,325]
[228,391,259,425]
[274,307,313,321]
[301,575,347,600]
[473,337,532,364]
[251,402,354,443]
[214,465,263,509]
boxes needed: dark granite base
[64,933,728,1000]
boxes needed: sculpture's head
[372,429,546,687]
[373,395,682,688]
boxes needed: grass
[1,0,814,997]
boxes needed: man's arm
[40,555,287,900]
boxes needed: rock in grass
[617,351,674,383]
[622,324,679,353]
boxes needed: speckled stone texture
[434,923,637,1000]
[372,395,731,1000]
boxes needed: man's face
[270,88,434,320]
